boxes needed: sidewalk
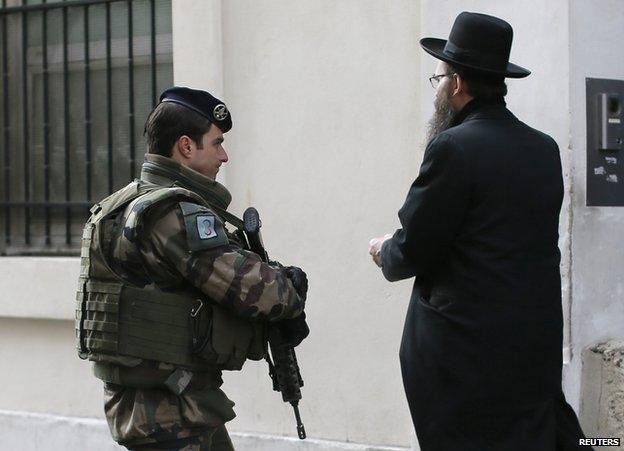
[0,410,413,451]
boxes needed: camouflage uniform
[127,424,234,450]
[78,153,304,450]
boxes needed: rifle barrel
[292,401,306,439]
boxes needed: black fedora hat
[420,11,530,78]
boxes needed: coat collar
[451,97,515,127]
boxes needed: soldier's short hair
[450,63,508,101]
[144,102,212,157]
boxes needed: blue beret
[159,86,232,133]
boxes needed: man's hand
[276,266,309,346]
[284,266,308,301]
[368,234,392,267]
[273,312,310,348]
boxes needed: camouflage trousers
[104,382,236,450]
[126,425,234,451]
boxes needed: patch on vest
[197,215,217,239]
[178,202,229,252]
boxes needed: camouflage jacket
[118,153,304,322]
[102,153,304,446]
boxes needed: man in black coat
[369,12,589,451]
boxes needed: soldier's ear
[174,135,193,159]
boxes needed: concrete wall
[172,0,223,97]
[580,341,624,442]
[568,0,624,418]
[0,258,103,417]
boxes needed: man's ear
[451,73,464,97]
[173,135,193,159]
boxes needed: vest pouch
[77,280,123,356]
[118,286,201,368]
[203,305,267,370]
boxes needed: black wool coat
[381,100,587,451]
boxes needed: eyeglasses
[429,72,455,89]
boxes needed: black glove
[284,266,308,301]
[272,312,310,348]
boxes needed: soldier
[75,87,309,450]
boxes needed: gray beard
[426,91,455,142]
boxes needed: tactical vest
[75,180,266,383]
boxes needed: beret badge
[213,104,229,121]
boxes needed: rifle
[242,206,307,440]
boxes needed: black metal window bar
[0,0,172,255]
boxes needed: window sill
[0,257,79,321]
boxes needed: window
[0,0,173,255]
